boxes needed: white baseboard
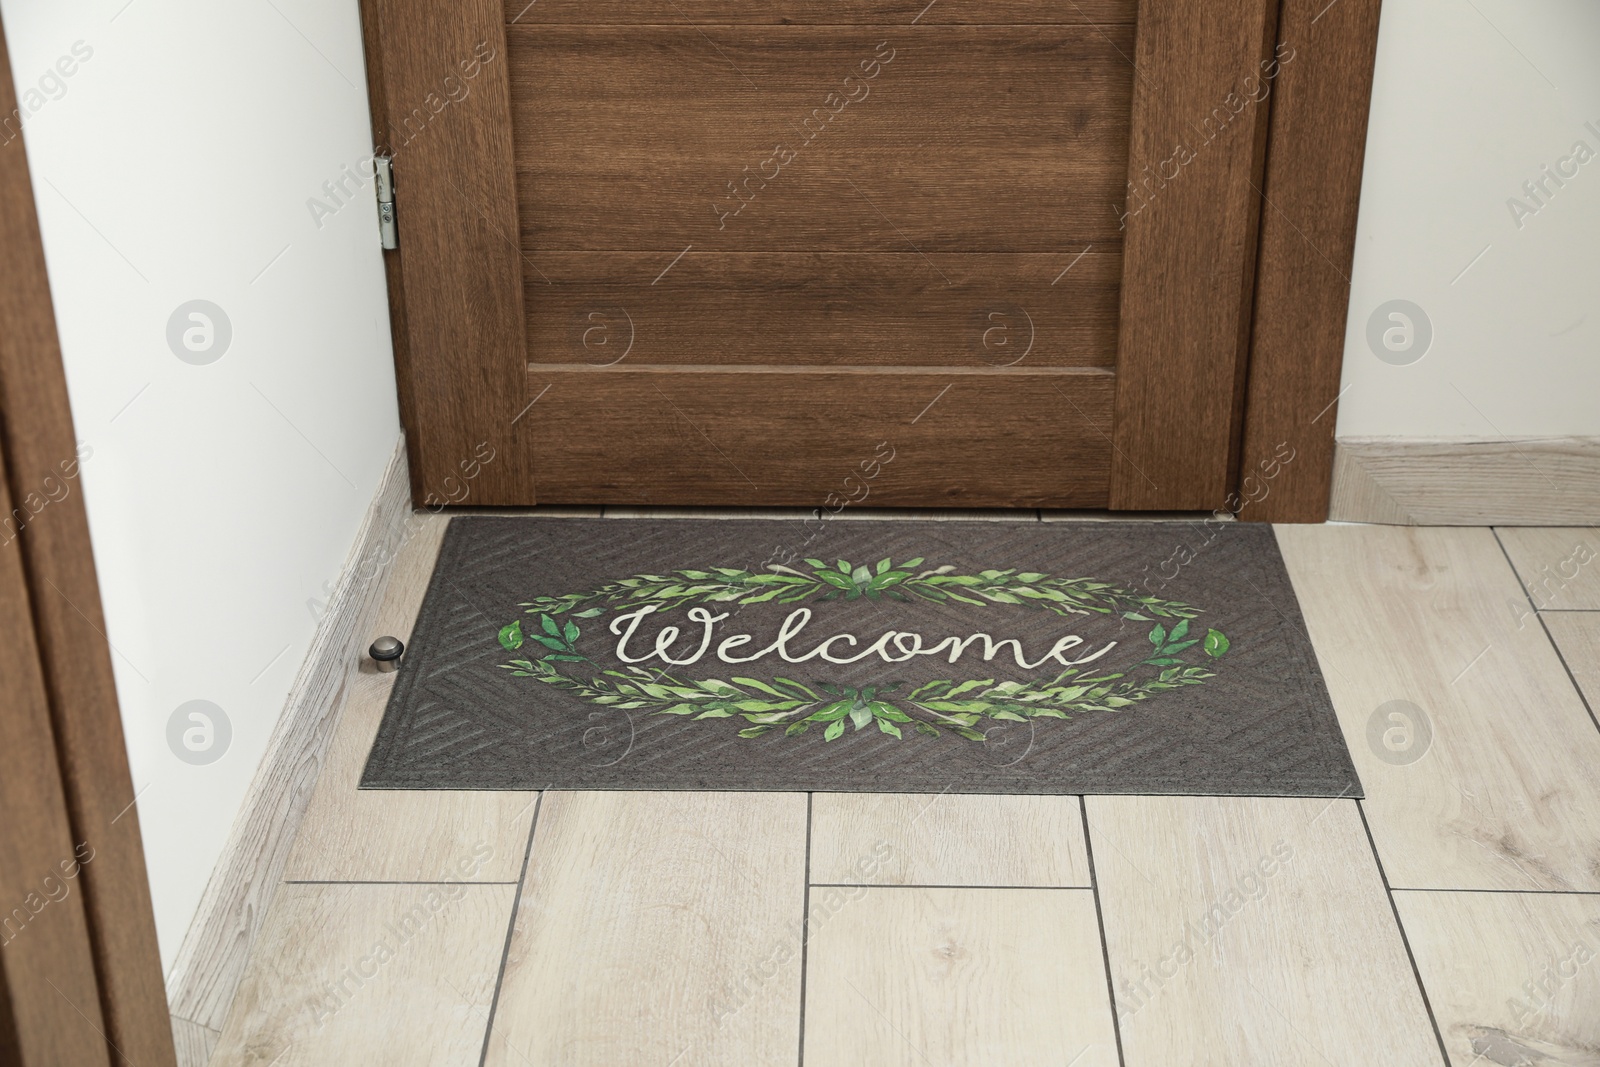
[1330,436,1600,526]
[164,434,412,1061]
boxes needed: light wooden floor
[208,512,1600,1067]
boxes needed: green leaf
[806,700,853,723]
[540,614,562,638]
[877,719,903,739]
[868,701,912,722]
[562,620,580,644]
[877,557,892,574]
[1149,624,1167,647]
[837,560,852,574]
[1169,618,1190,642]
[1204,629,1230,658]
[498,621,523,650]
[737,725,772,738]
[530,634,569,652]
[914,722,940,737]
[785,721,810,736]
[849,704,874,731]
[824,719,846,741]
[573,607,605,618]
[816,571,855,591]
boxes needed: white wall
[1338,0,1600,437]
[2,0,399,971]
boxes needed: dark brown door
[0,12,175,1064]
[362,0,1329,511]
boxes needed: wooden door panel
[1108,0,1280,509]
[510,26,1134,253]
[524,367,1113,506]
[366,0,532,505]
[372,0,1375,511]
[505,0,1136,25]
[525,251,1122,368]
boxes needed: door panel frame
[362,0,1384,521]
[1235,0,1384,523]
[360,0,532,508]
[0,12,176,1064]
[1107,0,1281,512]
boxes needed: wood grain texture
[1276,524,1600,891]
[1497,528,1600,610]
[168,441,413,1032]
[511,26,1134,253]
[802,887,1118,1066]
[504,0,1137,24]
[209,883,514,1067]
[1234,0,1383,524]
[809,793,1090,887]
[1108,0,1279,510]
[1329,437,1600,526]
[365,0,532,506]
[170,1015,219,1067]
[525,367,1114,507]
[485,791,806,1066]
[1395,890,1600,1067]
[1545,613,1600,714]
[284,513,537,883]
[525,252,1122,368]
[0,445,110,1065]
[0,15,171,1064]
[1087,795,1441,1066]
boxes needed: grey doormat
[361,518,1360,796]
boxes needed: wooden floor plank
[1277,524,1600,891]
[1395,889,1600,1067]
[484,791,807,1066]
[1544,612,1600,715]
[809,793,1090,887]
[1086,795,1440,1067]
[1497,527,1600,610]
[802,886,1118,1066]
[284,514,537,882]
[210,883,515,1066]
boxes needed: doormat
[361,518,1360,797]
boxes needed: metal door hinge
[375,154,397,249]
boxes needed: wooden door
[0,12,176,1064]
[361,0,1378,515]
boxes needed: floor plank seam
[1388,886,1600,896]
[1078,796,1127,1067]
[1355,799,1453,1067]
[1491,528,1600,739]
[477,793,543,1067]
[797,793,814,1067]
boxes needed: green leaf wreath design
[497,557,1230,743]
